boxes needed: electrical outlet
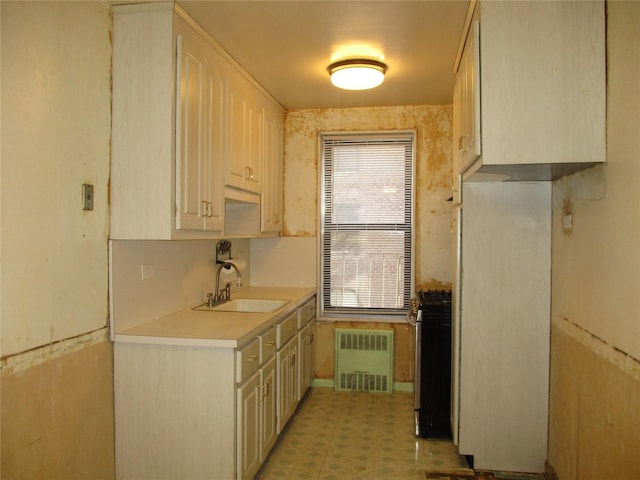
[141,264,154,280]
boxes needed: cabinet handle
[266,340,275,346]
[264,380,270,397]
[290,351,296,366]
[287,326,295,331]
[207,201,213,218]
[459,135,470,154]
[200,200,208,218]
[245,166,254,180]
[248,355,258,362]
[308,332,314,345]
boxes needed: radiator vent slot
[335,328,394,393]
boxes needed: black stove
[413,289,452,439]
[417,289,452,307]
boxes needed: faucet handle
[206,292,215,307]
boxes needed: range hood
[224,187,260,238]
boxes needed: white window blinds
[320,133,414,316]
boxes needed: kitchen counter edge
[113,287,316,349]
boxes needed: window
[320,132,414,317]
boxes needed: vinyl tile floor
[256,387,472,480]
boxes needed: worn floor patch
[425,466,476,479]
[425,474,476,480]
[493,473,545,480]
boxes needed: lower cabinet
[114,296,316,480]
[298,319,316,400]
[237,356,276,480]
[276,335,299,433]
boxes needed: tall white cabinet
[451,0,605,473]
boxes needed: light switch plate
[82,184,94,210]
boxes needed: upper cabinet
[453,0,606,181]
[175,19,225,233]
[454,20,481,178]
[227,70,263,194]
[111,3,284,240]
[261,106,284,235]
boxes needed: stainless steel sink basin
[192,298,290,313]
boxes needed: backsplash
[109,239,250,335]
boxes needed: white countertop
[114,286,316,349]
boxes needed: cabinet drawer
[259,326,277,363]
[277,311,298,348]
[236,338,261,383]
[297,299,316,329]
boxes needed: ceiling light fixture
[327,58,388,90]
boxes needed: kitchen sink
[192,298,290,313]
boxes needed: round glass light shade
[328,59,387,90]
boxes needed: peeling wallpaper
[283,105,454,290]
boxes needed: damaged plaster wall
[274,105,453,383]
[548,1,640,477]
[0,3,114,478]
[283,105,453,291]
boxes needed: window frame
[318,130,415,321]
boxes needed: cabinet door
[308,319,316,386]
[277,336,298,433]
[201,52,225,231]
[175,26,224,232]
[297,323,309,400]
[457,20,481,174]
[245,93,263,189]
[237,370,261,480]
[261,356,277,461]
[175,31,207,230]
[287,339,299,416]
[226,71,262,194]
[261,107,284,234]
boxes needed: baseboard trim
[393,381,414,392]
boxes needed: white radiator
[335,328,394,393]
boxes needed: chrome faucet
[214,261,243,302]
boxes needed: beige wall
[281,106,453,383]
[548,1,640,478]
[1,2,114,478]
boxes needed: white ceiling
[177,1,470,110]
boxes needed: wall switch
[82,184,94,210]
[562,214,573,232]
[141,264,154,280]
